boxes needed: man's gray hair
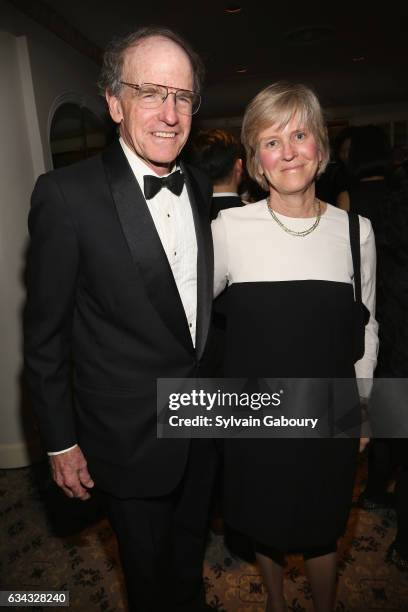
[98,25,205,98]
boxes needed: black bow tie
[143,170,185,200]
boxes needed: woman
[212,82,378,612]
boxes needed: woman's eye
[295,132,306,140]
[267,140,278,148]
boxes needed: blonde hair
[241,82,330,191]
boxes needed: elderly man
[24,26,215,612]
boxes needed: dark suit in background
[211,194,243,220]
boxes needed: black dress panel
[222,281,359,551]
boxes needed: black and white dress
[212,201,378,551]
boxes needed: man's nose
[159,93,178,124]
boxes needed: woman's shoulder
[323,202,348,233]
[324,202,348,221]
[358,214,374,244]
[217,199,267,220]
[212,199,267,231]
[324,203,373,243]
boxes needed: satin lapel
[182,162,213,361]
[102,141,194,355]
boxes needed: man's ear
[234,158,244,183]
[106,92,123,124]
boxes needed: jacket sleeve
[24,173,79,452]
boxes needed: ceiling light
[285,26,333,44]
[225,6,242,14]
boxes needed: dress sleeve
[211,213,229,297]
[355,216,379,388]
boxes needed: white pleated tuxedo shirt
[120,138,198,345]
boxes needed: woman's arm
[355,217,379,384]
[211,213,230,298]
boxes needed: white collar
[212,192,239,197]
[119,138,180,189]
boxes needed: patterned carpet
[0,454,407,612]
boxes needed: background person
[189,128,245,219]
[212,82,378,612]
[372,184,408,570]
[24,26,216,612]
[338,125,395,512]
[340,125,391,232]
[316,126,354,207]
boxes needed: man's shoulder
[45,150,105,185]
[31,143,123,210]
[39,140,124,188]
[182,161,209,185]
[181,161,212,199]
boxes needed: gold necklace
[266,198,321,237]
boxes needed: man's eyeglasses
[120,82,201,116]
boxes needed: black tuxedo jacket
[24,140,214,498]
[210,195,243,220]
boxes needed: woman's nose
[281,140,296,159]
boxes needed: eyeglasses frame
[119,81,201,115]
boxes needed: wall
[197,102,408,143]
[0,30,40,467]
[0,1,103,467]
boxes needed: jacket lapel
[182,162,214,361]
[102,141,194,355]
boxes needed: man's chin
[143,156,179,175]
[145,149,183,172]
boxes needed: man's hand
[50,446,94,500]
[359,437,370,453]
